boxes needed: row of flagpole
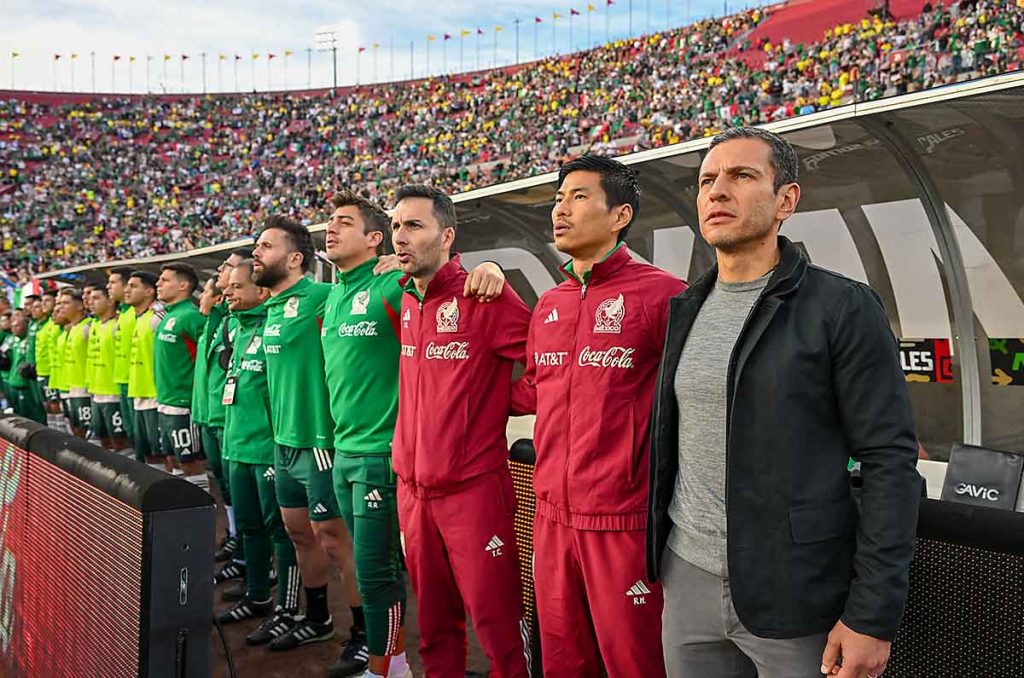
[5,0,726,93]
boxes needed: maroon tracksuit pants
[534,513,666,677]
[398,468,530,677]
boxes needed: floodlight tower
[314,26,339,89]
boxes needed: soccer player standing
[392,185,531,678]
[59,288,93,439]
[511,155,686,676]
[216,259,302,643]
[126,271,164,469]
[252,215,365,658]
[35,290,62,427]
[154,262,206,484]
[107,267,138,441]
[6,309,45,424]
[87,287,129,451]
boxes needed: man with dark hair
[34,290,60,422]
[126,271,164,469]
[647,127,918,678]
[321,190,506,678]
[47,295,71,430]
[206,247,255,570]
[59,288,92,439]
[6,309,45,424]
[87,287,128,451]
[391,185,531,677]
[154,263,206,481]
[216,259,302,641]
[252,215,365,656]
[108,265,138,439]
[509,155,686,675]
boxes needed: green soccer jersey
[321,259,403,455]
[128,307,159,399]
[88,316,119,396]
[26,319,39,364]
[154,299,205,408]
[224,304,275,465]
[34,318,56,377]
[205,303,231,428]
[113,304,136,386]
[4,335,28,388]
[191,320,212,425]
[263,277,334,449]
[64,318,91,391]
[49,326,69,391]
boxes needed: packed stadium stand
[0,0,1020,276]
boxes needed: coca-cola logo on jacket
[577,345,635,369]
[425,341,470,361]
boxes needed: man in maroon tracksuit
[391,184,532,678]
[512,155,687,676]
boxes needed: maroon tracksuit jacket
[512,244,687,676]
[395,256,532,678]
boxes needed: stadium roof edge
[37,70,1024,280]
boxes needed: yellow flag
[461,29,471,37]
[129,56,136,62]
[252,53,259,60]
[372,43,380,49]
[164,54,172,61]
[428,35,437,42]
[218,54,226,61]
[10,52,18,59]
[71,53,78,60]
[588,2,596,10]
[285,49,294,56]
[553,12,563,20]
[494,26,503,32]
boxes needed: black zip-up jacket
[646,236,920,641]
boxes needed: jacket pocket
[789,499,856,544]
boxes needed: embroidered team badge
[351,291,370,316]
[436,297,459,333]
[594,294,625,334]
[284,296,300,318]
[165,317,177,331]
[246,335,262,354]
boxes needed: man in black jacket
[647,126,920,678]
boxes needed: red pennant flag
[443,33,452,40]
[53,54,62,60]
[113,55,121,61]
[268,53,277,59]
[607,0,614,5]
[535,16,543,23]
[234,54,242,61]
[571,8,581,15]
[181,54,189,61]
[477,28,484,35]
[358,47,366,53]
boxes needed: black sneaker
[245,607,297,646]
[215,534,238,562]
[327,627,369,678]
[267,615,334,651]
[215,597,273,624]
[222,569,277,601]
[214,561,245,584]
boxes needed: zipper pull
[581,283,588,299]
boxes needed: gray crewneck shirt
[667,272,771,576]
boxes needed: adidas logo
[627,580,651,605]
[312,503,328,515]
[543,308,559,324]
[364,489,383,509]
[263,467,276,481]
[485,535,504,557]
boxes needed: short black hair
[161,262,200,294]
[109,266,134,283]
[234,258,256,277]
[59,287,84,303]
[260,215,315,273]
[42,289,58,299]
[331,190,391,254]
[91,286,110,298]
[394,184,457,232]
[708,126,799,193]
[230,246,254,260]
[129,270,158,292]
[557,154,642,242]
[24,294,40,303]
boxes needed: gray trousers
[661,548,829,678]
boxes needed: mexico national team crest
[284,296,300,318]
[594,294,625,334]
[351,290,370,316]
[165,317,177,331]
[246,335,262,354]
[436,297,459,333]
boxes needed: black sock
[351,605,365,633]
[306,585,329,623]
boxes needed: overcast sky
[0,0,765,94]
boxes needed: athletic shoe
[222,569,277,602]
[267,615,334,651]
[245,606,297,646]
[213,561,245,584]
[327,627,369,677]
[215,534,238,562]
[215,596,273,624]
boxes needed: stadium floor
[210,512,490,677]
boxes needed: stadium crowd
[0,0,1021,276]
